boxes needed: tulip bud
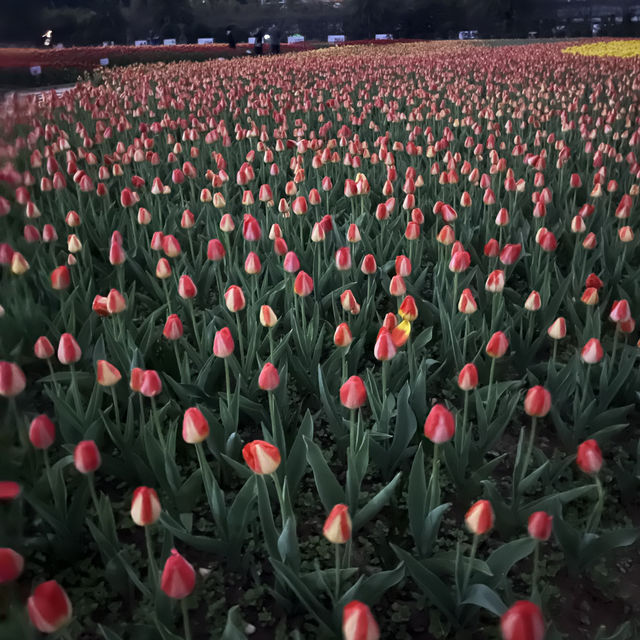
[458,364,478,390]
[609,299,631,323]
[449,250,471,273]
[29,415,55,449]
[163,314,184,341]
[242,440,281,474]
[50,266,71,290]
[161,549,196,599]
[374,327,397,361]
[465,499,494,535]
[361,254,377,275]
[340,376,367,409]
[10,252,29,275]
[258,363,280,391]
[34,337,55,360]
[213,327,234,358]
[398,295,418,322]
[335,247,352,271]
[131,486,161,526]
[178,275,197,299]
[207,239,225,261]
[424,404,455,443]
[486,331,509,358]
[334,323,353,348]
[0,362,27,397]
[130,367,144,392]
[182,407,210,444]
[581,338,603,364]
[0,548,24,584]
[107,289,126,314]
[140,370,162,397]
[323,504,352,544]
[283,251,300,274]
[547,317,566,340]
[73,440,101,474]
[458,288,477,314]
[389,275,406,297]
[294,271,314,297]
[96,360,122,386]
[57,333,81,365]
[576,439,603,475]
[500,601,545,640]
[259,305,278,328]
[27,581,72,633]
[524,386,551,417]
[485,269,505,293]
[524,291,541,312]
[342,601,380,640]
[527,511,553,541]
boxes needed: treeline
[2,0,639,47]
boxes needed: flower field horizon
[0,40,639,640]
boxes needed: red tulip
[500,601,545,640]
[581,338,603,364]
[609,299,631,323]
[107,289,126,314]
[259,305,278,328]
[389,275,406,297]
[0,361,26,397]
[342,601,380,640]
[131,487,161,526]
[486,269,505,293]
[323,504,352,544]
[458,288,477,314]
[213,327,234,358]
[163,314,184,340]
[73,440,101,474]
[340,376,367,409]
[29,415,55,449]
[0,548,24,583]
[576,439,603,475]
[374,327,397,361]
[242,440,281,474]
[207,239,226,261]
[484,238,499,257]
[182,407,210,444]
[283,251,300,274]
[140,370,162,397]
[160,549,196,599]
[96,360,121,387]
[334,323,353,348]
[258,363,280,391]
[499,243,522,265]
[524,386,551,417]
[294,271,314,297]
[458,364,479,390]
[361,254,377,275]
[34,336,55,359]
[486,331,509,358]
[547,317,566,340]
[178,275,197,299]
[225,285,246,312]
[0,481,21,501]
[50,266,70,290]
[424,404,455,443]
[335,247,352,271]
[527,511,553,541]
[465,499,494,535]
[398,295,418,322]
[449,250,471,272]
[27,581,72,633]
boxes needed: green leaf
[222,606,249,640]
[461,584,507,616]
[257,475,281,560]
[486,538,536,587]
[339,562,405,607]
[285,410,313,499]
[270,560,335,636]
[391,544,457,624]
[408,444,427,550]
[304,436,345,511]
[353,472,402,531]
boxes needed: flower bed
[0,40,639,640]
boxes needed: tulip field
[2,39,640,640]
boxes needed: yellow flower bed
[563,40,640,58]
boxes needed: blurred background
[2,0,640,47]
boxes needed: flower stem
[145,526,159,588]
[586,475,604,533]
[462,534,479,598]
[181,598,192,640]
[334,543,342,602]
[530,542,540,598]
